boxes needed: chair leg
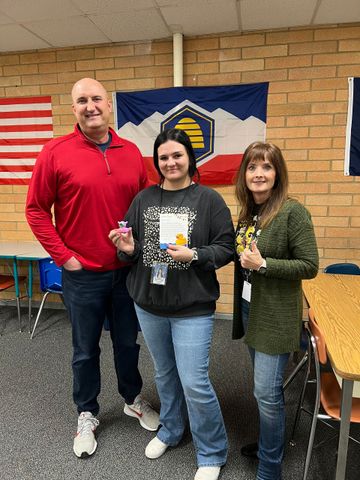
[283,351,308,391]
[290,344,312,445]
[0,312,4,336]
[16,296,22,332]
[302,337,322,480]
[30,292,50,339]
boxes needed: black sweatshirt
[118,183,235,317]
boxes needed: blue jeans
[134,304,228,467]
[62,267,142,415]
[242,300,289,480]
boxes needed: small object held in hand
[116,221,130,234]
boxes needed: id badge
[151,262,168,286]
[242,281,251,302]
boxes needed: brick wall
[1,24,360,312]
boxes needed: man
[26,78,159,458]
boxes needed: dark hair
[153,128,199,183]
[235,141,289,228]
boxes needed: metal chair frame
[30,258,63,339]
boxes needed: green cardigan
[232,199,319,355]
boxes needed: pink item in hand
[116,221,130,234]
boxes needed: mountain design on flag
[118,99,265,168]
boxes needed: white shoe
[145,436,168,459]
[73,412,99,458]
[124,395,160,431]
[194,466,221,480]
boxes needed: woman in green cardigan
[233,142,319,480]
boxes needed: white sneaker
[73,412,99,458]
[145,436,168,459]
[124,395,160,431]
[194,466,221,480]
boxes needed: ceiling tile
[160,0,239,35]
[0,0,82,22]
[0,24,50,52]
[241,0,317,31]
[90,9,170,42]
[0,12,14,25]
[314,0,360,24]
[23,16,110,47]
[72,0,155,14]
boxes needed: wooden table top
[0,241,48,259]
[303,273,360,381]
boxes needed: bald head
[71,77,112,143]
[71,78,109,103]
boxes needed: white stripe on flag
[0,131,53,139]
[0,117,53,126]
[0,159,35,165]
[0,172,33,179]
[0,103,52,112]
[0,145,43,152]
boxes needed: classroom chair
[323,263,360,275]
[290,308,360,480]
[30,258,63,339]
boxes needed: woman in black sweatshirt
[109,129,234,480]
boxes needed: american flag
[0,96,53,185]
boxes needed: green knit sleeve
[262,201,319,280]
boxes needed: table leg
[28,260,33,333]
[12,258,22,332]
[335,379,354,480]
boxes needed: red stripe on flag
[0,110,52,119]
[0,138,50,146]
[198,154,243,185]
[0,152,39,158]
[0,97,51,105]
[0,165,33,172]
[0,178,31,185]
[143,154,243,186]
[0,125,53,132]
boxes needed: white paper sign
[159,213,189,249]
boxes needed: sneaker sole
[73,439,97,458]
[123,404,159,432]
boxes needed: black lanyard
[158,183,194,213]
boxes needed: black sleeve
[195,191,235,271]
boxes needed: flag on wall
[114,83,268,185]
[345,77,360,176]
[0,96,53,185]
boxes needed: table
[302,273,360,480]
[0,241,49,331]
[0,242,24,330]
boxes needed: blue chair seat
[323,263,360,275]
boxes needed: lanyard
[158,182,194,213]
